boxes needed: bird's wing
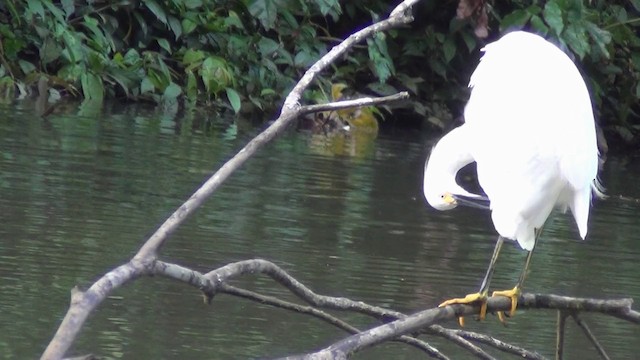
[463,31,598,246]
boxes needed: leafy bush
[0,0,348,113]
[0,0,639,146]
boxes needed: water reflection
[0,102,638,359]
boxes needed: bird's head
[425,188,489,211]
[423,126,489,211]
[425,190,459,211]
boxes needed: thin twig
[555,310,568,360]
[428,326,498,360]
[439,326,546,359]
[300,92,410,114]
[571,313,611,360]
[218,283,448,359]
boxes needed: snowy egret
[423,31,600,322]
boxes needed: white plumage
[424,31,599,251]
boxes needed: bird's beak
[442,192,457,205]
[451,193,491,210]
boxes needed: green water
[0,101,638,359]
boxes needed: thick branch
[519,294,638,323]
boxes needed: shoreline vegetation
[0,1,638,149]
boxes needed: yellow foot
[491,286,521,323]
[439,292,488,326]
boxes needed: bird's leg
[492,228,542,322]
[439,236,505,324]
[478,235,505,297]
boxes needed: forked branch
[155,258,636,360]
[41,1,421,359]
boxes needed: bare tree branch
[556,310,568,360]
[428,326,498,360]
[155,258,634,360]
[38,0,640,358]
[440,326,546,359]
[571,313,611,360]
[40,2,420,359]
[300,92,410,115]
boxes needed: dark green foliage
[0,1,638,146]
[0,0,349,113]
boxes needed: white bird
[423,31,600,322]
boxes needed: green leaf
[184,0,203,9]
[40,38,62,64]
[585,22,611,58]
[525,5,542,15]
[123,49,141,66]
[294,49,316,68]
[133,11,148,38]
[168,16,182,40]
[460,31,477,53]
[225,88,241,113]
[141,76,155,94]
[162,82,182,101]
[564,23,589,59]
[108,68,138,96]
[248,95,264,110]
[18,60,36,75]
[183,49,204,66]
[181,18,197,35]
[500,9,531,31]
[59,26,84,63]
[148,68,170,91]
[41,0,67,23]
[185,71,198,101]
[143,0,167,25]
[27,0,45,20]
[248,0,278,30]
[257,37,280,57]
[366,33,395,83]
[201,56,230,95]
[260,88,276,96]
[61,0,75,19]
[428,58,447,79]
[157,38,172,53]
[58,63,83,82]
[442,38,456,64]
[530,15,549,35]
[543,1,564,36]
[224,10,244,29]
[81,72,104,100]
